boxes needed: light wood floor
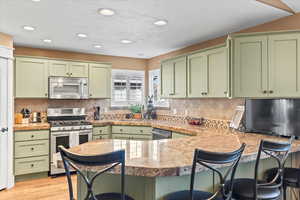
[0,176,76,200]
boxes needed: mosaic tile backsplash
[15,98,244,122]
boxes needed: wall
[0,32,13,48]
[148,12,300,120]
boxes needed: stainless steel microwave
[49,76,89,99]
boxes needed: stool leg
[283,185,287,200]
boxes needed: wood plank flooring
[0,176,76,200]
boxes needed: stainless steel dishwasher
[152,128,172,140]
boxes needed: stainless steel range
[48,108,92,176]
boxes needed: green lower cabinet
[14,156,49,176]
[172,132,190,139]
[14,130,50,177]
[93,134,111,140]
[112,134,152,140]
[111,126,152,140]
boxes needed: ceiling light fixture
[32,0,41,2]
[120,39,133,44]
[98,8,115,16]
[43,39,52,43]
[77,33,88,38]
[94,45,102,48]
[153,20,168,26]
[23,25,35,31]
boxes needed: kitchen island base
[77,155,296,200]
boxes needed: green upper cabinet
[15,57,48,98]
[68,62,89,78]
[187,52,207,97]
[233,35,268,98]
[268,33,300,97]
[161,60,174,98]
[48,60,88,77]
[173,57,187,98]
[89,63,111,98]
[48,60,69,77]
[233,32,300,98]
[187,46,228,98]
[161,57,187,98]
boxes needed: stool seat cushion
[93,192,134,200]
[164,190,223,200]
[229,178,280,200]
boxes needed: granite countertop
[14,123,50,131]
[68,127,300,177]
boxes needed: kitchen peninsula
[61,121,300,200]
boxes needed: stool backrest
[58,145,126,200]
[190,143,246,200]
[254,137,294,199]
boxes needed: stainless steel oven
[48,108,92,176]
[49,76,89,99]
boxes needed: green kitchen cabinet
[92,126,112,140]
[172,132,190,139]
[93,135,110,140]
[111,126,152,140]
[161,60,174,98]
[187,46,228,98]
[15,57,49,98]
[161,56,187,98]
[68,62,89,78]
[89,63,111,98]
[48,60,88,78]
[187,52,207,97]
[233,35,269,98]
[268,33,300,97]
[48,60,69,77]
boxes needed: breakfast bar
[69,127,300,200]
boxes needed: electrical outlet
[173,109,177,115]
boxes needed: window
[111,69,145,107]
[148,69,169,107]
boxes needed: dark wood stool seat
[164,143,246,200]
[93,192,135,200]
[164,190,223,200]
[230,178,280,200]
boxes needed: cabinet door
[173,57,187,98]
[89,63,111,98]
[233,36,268,97]
[187,52,208,97]
[206,47,229,97]
[48,60,69,77]
[268,33,300,97]
[15,57,48,98]
[68,62,88,77]
[161,61,174,98]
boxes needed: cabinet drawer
[112,126,152,135]
[93,126,111,135]
[93,135,110,140]
[172,132,190,139]
[15,130,49,142]
[15,140,49,158]
[112,134,152,140]
[15,156,49,176]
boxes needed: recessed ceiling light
[43,39,52,43]
[77,33,87,38]
[120,39,133,44]
[98,8,115,16]
[32,0,41,2]
[153,20,168,26]
[94,45,102,49]
[23,25,35,31]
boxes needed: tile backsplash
[15,98,244,121]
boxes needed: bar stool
[164,143,246,200]
[227,138,293,200]
[265,167,300,200]
[58,145,134,200]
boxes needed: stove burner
[50,120,92,127]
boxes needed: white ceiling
[0,0,299,58]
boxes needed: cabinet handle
[31,135,34,138]
[70,73,73,76]
[90,94,92,97]
[120,129,123,132]
[31,164,34,168]
[140,130,143,133]
[263,90,267,94]
[45,93,48,97]
[31,147,34,151]
[269,90,274,94]
[66,72,69,76]
[224,91,227,94]
[99,130,102,133]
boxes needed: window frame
[148,69,169,108]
